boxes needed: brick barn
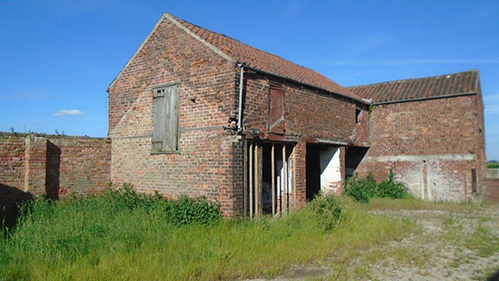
[107,13,486,216]
[348,70,487,202]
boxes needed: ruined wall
[108,16,243,216]
[356,95,485,201]
[0,133,111,204]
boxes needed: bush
[310,194,344,231]
[487,163,499,169]
[377,172,409,199]
[344,174,371,203]
[344,172,409,202]
[166,195,222,226]
[108,184,222,226]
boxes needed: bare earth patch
[250,202,499,281]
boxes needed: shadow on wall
[46,140,61,200]
[0,183,33,232]
[1,140,62,232]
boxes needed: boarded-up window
[152,84,179,152]
[269,86,285,134]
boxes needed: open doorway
[245,141,294,218]
[345,146,369,179]
[306,144,342,201]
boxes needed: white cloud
[53,109,85,117]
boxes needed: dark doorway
[306,145,321,201]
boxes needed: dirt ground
[250,203,499,281]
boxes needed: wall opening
[245,141,294,218]
[306,144,342,200]
[355,108,362,124]
[345,146,369,179]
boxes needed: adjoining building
[348,70,486,202]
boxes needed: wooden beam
[243,139,248,216]
[253,143,260,217]
[283,144,288,216]
[271,143,276,217]
[249,142,253,219]
[258,144,264,217]
[292,145,297,210]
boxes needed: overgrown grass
[0,188,417,280]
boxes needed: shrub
[166,195,222,226]
[310,194,344,231]
[377,172,409,199]
[344,172,410,202]
[344,174,371,203]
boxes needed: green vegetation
[344,172,410,203]
[487,162,499,168]
[0,187,416,280]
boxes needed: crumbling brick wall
[0,133,111,203]
[356,94,486,201]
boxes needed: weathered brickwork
[241,72,368,208]
[356,95,486,201]
[107,16,244,216]
[107,15,368,216]
[0,133,111,203]
[0,135,28,203]
[242,71,368,142]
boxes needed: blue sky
[1,0,498,160]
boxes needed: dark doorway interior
[306,144,321,201]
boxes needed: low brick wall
[484,169,499,203]
[0,133,111,204]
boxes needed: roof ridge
[347,69,479,89]
[167,13,366,103]
[167,13,325,75]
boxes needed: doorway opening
[306,144,342,201]
[245,141,294,218]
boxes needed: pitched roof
[347,70,479,104]
[166,13,365,103]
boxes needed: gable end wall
[108,16,243,216]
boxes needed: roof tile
[168,14,363,101]
[347,70,479,103]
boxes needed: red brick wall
[48,138,111,197]
[242,72,367,207]
[0,135,27,203]
[356,95,485,201]
[107,16,243,216]
[0,133,111,203]
[242,71,368,142]
[484,179,499,203]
